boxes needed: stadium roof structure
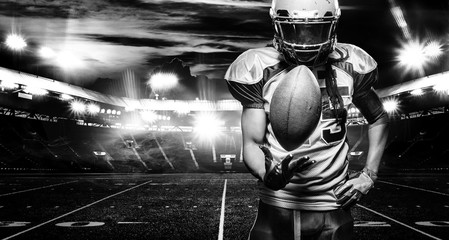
[376,71,449,117]
[377,71,449,98]
[0,66,135,107]
[0,66,241,112]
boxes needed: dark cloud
[0,0,108,18]
[159,9,271,38]
[0,0,449,100]
[84,34,180,48]
[145,51,241,73]
[0,2,71,18]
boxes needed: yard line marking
[0,180,78,197]
[378,180,449,197]
[356,204,443,240]
[1,180,152,240]
[218,179,227,240]
[117,222,150,224]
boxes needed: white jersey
[225,43,381,210]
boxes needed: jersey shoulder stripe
[225,47,282,84]
[333,43,377,75]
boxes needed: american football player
[224,0,389,239]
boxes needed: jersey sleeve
[344,44,387,124]
[224,47,282,109]
[352,67,386,124]
[226,81,265,109]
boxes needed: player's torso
[263,62,353,152]
[225,44,375,210]
[259,51,355,210]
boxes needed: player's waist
[257,166,347,211]
[259,188,340,211]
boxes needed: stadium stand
[1,111,449,174]
[1,67,448,174]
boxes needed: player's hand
[334,170,375,209]
[260,146,315,191]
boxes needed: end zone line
[0,180,79,197]
[356,204,442,240]
[1,180,153,240]
[218,179,227,240]
[377,180,449,197]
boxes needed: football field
[0,173,448,240]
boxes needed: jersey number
[322,120,346,144]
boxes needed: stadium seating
[1,113,448,174]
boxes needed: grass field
[0,173,449,240]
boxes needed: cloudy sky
[0,0,448,100]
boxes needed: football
[270,65,322,151]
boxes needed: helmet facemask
[270,0,340,67]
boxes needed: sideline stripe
[356,204,442,240]
[378,180,449,197]
[218,179,227,240]
[0,181,78,197]
[1,180,152,240]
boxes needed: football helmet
[270,0,341,66]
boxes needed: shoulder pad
[333,43,377,74]
[225,47,282,84]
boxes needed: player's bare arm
[365,117,389,175]
[241,107,268,180]
[335,115,389,209]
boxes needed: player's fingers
[282,154,295,171]
[341,191,362,209]
[337,188,355,205]
[295,159,316,172]
[334,183,352,198]
[289,156,310,171]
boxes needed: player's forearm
[365,120,389,175]
[243,141,266,180]
[241,108,267,180]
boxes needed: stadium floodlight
[23,86,49,96]
[194,112,224,140]
[38,46,56,59]
[397,41,427,69]
[433,82,449,95]
[116,111,121,116]
[70,100,86,114]
[423,41,443,59]
[5,34,27,51]
[383,98,399,113]
[410,88,423,96]
[106,109,111,114]
[396,39,443,74]
[93,151,106,156]
[87,103,101,115]
[148,72,178,91]
[60,93,73,101]
[140,110,158,124]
